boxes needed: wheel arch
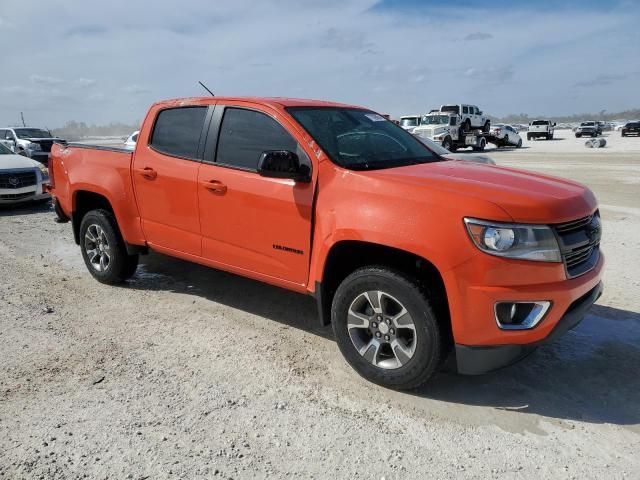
[315,240,452,346]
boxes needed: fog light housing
[494,301,551,330]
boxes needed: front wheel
[79,209,139,284]
[331,267,443,390]
[441,137,453,151]
[517,138,523,148]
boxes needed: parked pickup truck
[527,120,556,140]
[0,127,62,165]
[48,96,604,390]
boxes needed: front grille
[0,170,37,189]
[0,192,35,200]
[552,212,601,278]
[35,140,54,153]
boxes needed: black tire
[527,134,532,141]
[331,267,443,390]
[79,209,139,284]
[441,137,452,151]
[575,133,582,138]
[549,132,554,140]
[516,138,523,148]
[483,121,490,133]
[462,119,471,133]
[621,132,626,137]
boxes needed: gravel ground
[1,133,639,479]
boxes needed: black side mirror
[257,150,311,182]
[553,123,557,126]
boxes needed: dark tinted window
[288,107,440,171]
[216,108,300,170]
[462,106,469,114]
[150,107,207,159]
[532,120,549,125]
[132,133,138,142]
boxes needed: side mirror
[257,150,311,182]
[553,123,557,126]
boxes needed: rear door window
[150,106,208,160]
[215,107,307,171]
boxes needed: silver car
[490,124,523,148]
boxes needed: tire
[473,137,487,151]
[331,267,443,390]
[462,119,471,133]
[591,133,597,138]
[549,132,554,140]
[575,134,582,138]
[79,209,139,284]
[516,138,523,148]
[483,121,490,133]
[527,134,532,141]
[441,137,452,151]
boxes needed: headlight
[29,142,42,151]
[464,218,561,262]
[37,163,49,179]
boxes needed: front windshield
[581,122,594,126]
[422,115,450,125]
[400,117,419,127]
[0,143,12,154]
[14,128,52,139]
[287,107,441,171]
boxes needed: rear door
[197,103,315,287]
[132,105,211,256]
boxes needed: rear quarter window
[150,106,208,159]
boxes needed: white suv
[439,104,490,132]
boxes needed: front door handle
[202,180,227,194]
[139,167,157,180]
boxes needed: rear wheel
[79,209,139,284]
[517,138,523,148]
[462,119,471,133]
[483,121,490,133]
[331,267,443,390]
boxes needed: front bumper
[28,151,51,165]
[455,281,603,374]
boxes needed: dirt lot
[1,130,639,479]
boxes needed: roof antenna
[198,81,215,97]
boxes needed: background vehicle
[399,115,421,132]
[621,122,640,137]
[0,127,62,165]
[413,112,492,151]
[490,124,523,147]
[0,143,50,205]
[575,121,602,138]
[124,130,140,149]
[49,96,604,390]
[439,104,490,132]
[527,120,556,140]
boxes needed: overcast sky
[1,0,638,127]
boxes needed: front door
[132,105,210,256]
[197,104,315,287]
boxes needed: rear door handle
[201,180,227,194]
[138,167,157,180]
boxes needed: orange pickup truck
[49,97,603,389]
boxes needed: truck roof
[151,96,365,110]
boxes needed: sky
[0,0,639,127]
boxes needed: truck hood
[0,154,42,170]
[25,137,60,142]
[364,160,596,223]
